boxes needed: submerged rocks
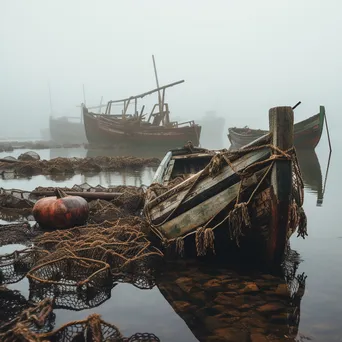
[239,282,259,294]
[158,259,305,342]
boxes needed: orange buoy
[32,188,89,229]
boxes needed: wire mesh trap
[27,256,112,309]
[0,247,49,285]
[26,219,163,309]
[29,280,115,312]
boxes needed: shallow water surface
[1,142,341,341]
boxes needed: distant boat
[228,106,325,150]
[83,81,202,149]
[49,115,87,144]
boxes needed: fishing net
[39,313,161,342]
[23,218,163,310]
[0,287,29,324]
[0,247,49,285]
[0,222,42,247]
[0,298,55,340]
[33,218,162,274]
[1,311,160,342]
[29,280,115,312]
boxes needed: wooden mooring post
[268,106,294,265]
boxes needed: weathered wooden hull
[144,141,304,263]
[49,116,87,144]
[83,110,202,148]
[228,106,325,150]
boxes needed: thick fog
[1,0,341,143]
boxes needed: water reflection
[296,148,330,207]
[0,168,156,192]
[86,145,169,160]
[49,147,87,159]
[157,247,306,341]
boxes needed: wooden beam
[267,106,294,265]
[108,80,185,104]
[30,191,122,200]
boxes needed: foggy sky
[1,0,341,140]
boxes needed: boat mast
[81,84,87,123]
[152,55,166,125]
[48,81,53,117]
[98,96,103,114]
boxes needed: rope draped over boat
[145,143,306,257]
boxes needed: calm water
[0,141,341,341]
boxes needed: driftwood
[30,191,122,200]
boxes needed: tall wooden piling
[268,106,294,265]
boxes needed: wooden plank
[147,148,270,220]
[163,159,175,185]
[157,166,268,239]
[171,153,215,159]
[158,182,241,239]
[29,191,122,200]
[148,148,268,211]
[240,132,271,150]
[151,151,172,184]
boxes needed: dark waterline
[1,141,340,341]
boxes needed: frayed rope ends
[228,202,251,246]
[195,227,216,256]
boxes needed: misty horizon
[1,0,340,143]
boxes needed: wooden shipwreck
[143,106,307,265]
[82,80,202,149]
